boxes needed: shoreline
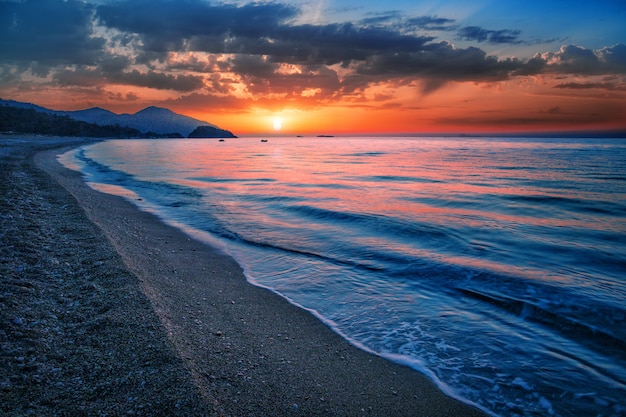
[3,137,488,416]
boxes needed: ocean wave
[502,194,626,216]
[351,174,444,183]
[64,138,626,417]
[190,175,276,183]
[455,287,626,364]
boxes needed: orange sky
[1,1,625,136]
[175,73,626,136]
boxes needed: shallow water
[61,137,626,417]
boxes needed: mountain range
[0,99,235,138]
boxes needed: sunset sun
[273,118,282,131]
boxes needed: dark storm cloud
[269,23,435,65]
[538,44,626,75]
[54,67,205,91]
[92,0,526,87]
[229,55,277,78]
[98,0,435,66]
[349,40,618,94]
[458,26,522,44]
[358,14,456,31]
[0,0,105,71]
[406,16,457,31]
[162,92,248,113]
[110,70,205,91]
[99,55,133,74]
[227,54,340,100]
[598,44,626,69]
[53,68,104,88]
[437,103,623,127]
[1,0,625,97]
[97,0,299,54]
[553,82,624,90]
[355,42,522,81]
[546,44,601,72]
[358,11,403,27]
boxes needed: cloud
[97,0,436,66]
[97,0,300,56]
[99,55,131,74]
[436,112,614,128]
[554,82,619,90]
[229,58,341,102]
[271,23,435,65]
[1,0,625,108]
[536,44,626,75]
[546,106,562,114]
[458,26,522,44]
[92,0,564,94]
[407,16,456,31]
[598,44,626,69]
[355,42,522,81]
[542,44,601,73]
[162,92,255,113]
[109,70,205,91]
[359,14,456,32]
[0,0,105,72]
[54,67,205,91]
[53,67,104,88]
[358,12,403,27]
[229,55,277,78]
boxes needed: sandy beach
[1,136,487,416]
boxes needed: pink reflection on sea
[63,137,626,417]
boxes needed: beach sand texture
[1,137,487,416]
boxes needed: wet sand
[2,136,488,416]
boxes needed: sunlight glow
[273,118,282,131]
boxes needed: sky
[1,0,625,136]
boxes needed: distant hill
[0,103,143,138]
[188,125,237,138]
[63,107,120,126]
[61,106,218,137]
[0,99,56,115]
[0,98,235,138]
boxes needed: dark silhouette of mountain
[65,107,119,126]
[64,106,216,137]
[0,103,143,138]
[0,98,54,114]
[0,98,234,138]
[188,125,237,138]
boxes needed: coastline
[2,136,488,416]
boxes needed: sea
[60,137,626,417]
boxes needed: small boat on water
[261,139,268,142]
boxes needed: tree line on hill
[0,104,184,138]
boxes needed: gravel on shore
[1,136,488,416]
[1,137,211,416]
